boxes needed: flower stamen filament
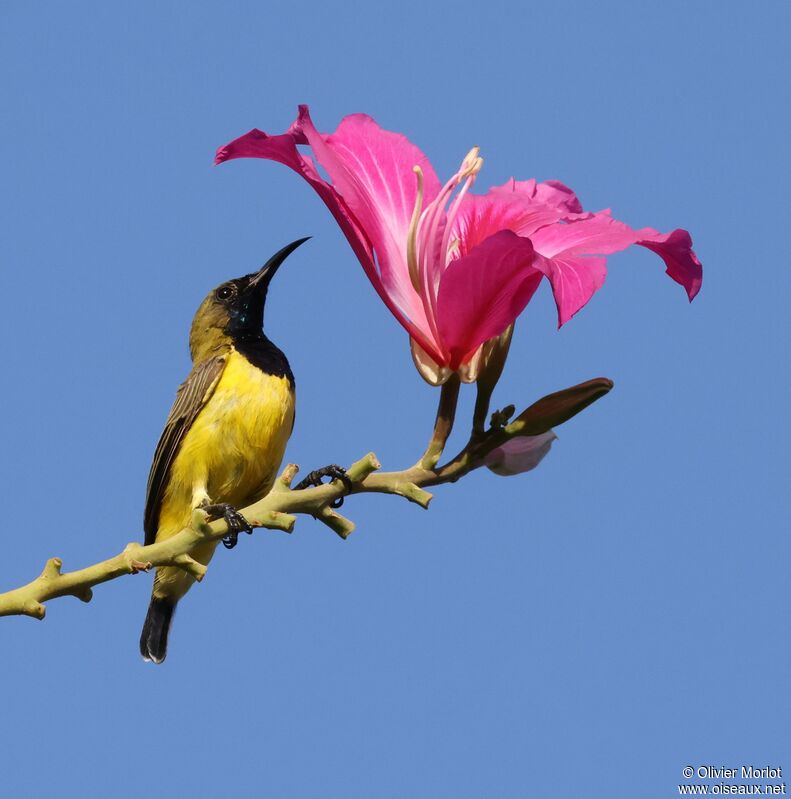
[407,165,425,292]
[405,146,485,363]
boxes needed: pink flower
[216,106,702,384]
[484,431,558,476]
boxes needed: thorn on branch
[23,599,46,620]
[347,452,381,482]
[384,481,433,508]
[277,464,300,490]
[72,587,93,603]
[191,508,214,537]
[317,505,355,539]
[170,553,208,581]
[403,483,432,508]
[41,557,63,581]
[122,544,152,574]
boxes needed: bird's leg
[294,464,353,508]
[198,500,253,550]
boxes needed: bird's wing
[143,355,227,544]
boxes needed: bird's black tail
[139,597,175,664]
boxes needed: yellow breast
[157,348,295,537]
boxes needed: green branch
[0,377,612,621]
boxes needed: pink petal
[484,431,558,476]
[436,231,541,370]
[529,212,703,325]
[637,227,703,301]
[531,253,608,326]
[325,113,442,234]
[294,107,440,328]
[454,191,567,258]
[215,124,372,272]
[489,177,584,214]
[529,212,640,258]
[215,108,444,363]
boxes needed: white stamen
[407,146,485,361]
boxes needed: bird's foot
[129,559,152,574]
[294,464,353,508]
[200,501,253,550]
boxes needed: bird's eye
[216,285,234,301]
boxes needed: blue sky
[1,2,788,797]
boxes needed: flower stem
[472,382,493,437]
[472,325,514,436]
[418,374,461,470]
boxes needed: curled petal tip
[637,227,703,302]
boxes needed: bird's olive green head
[189,237,309,362]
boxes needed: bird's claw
[294,464,353,508]
[129,559,152,574]
[200,502,253,550]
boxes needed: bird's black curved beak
[249,237,311,291]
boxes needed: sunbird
[139,238,308,663]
